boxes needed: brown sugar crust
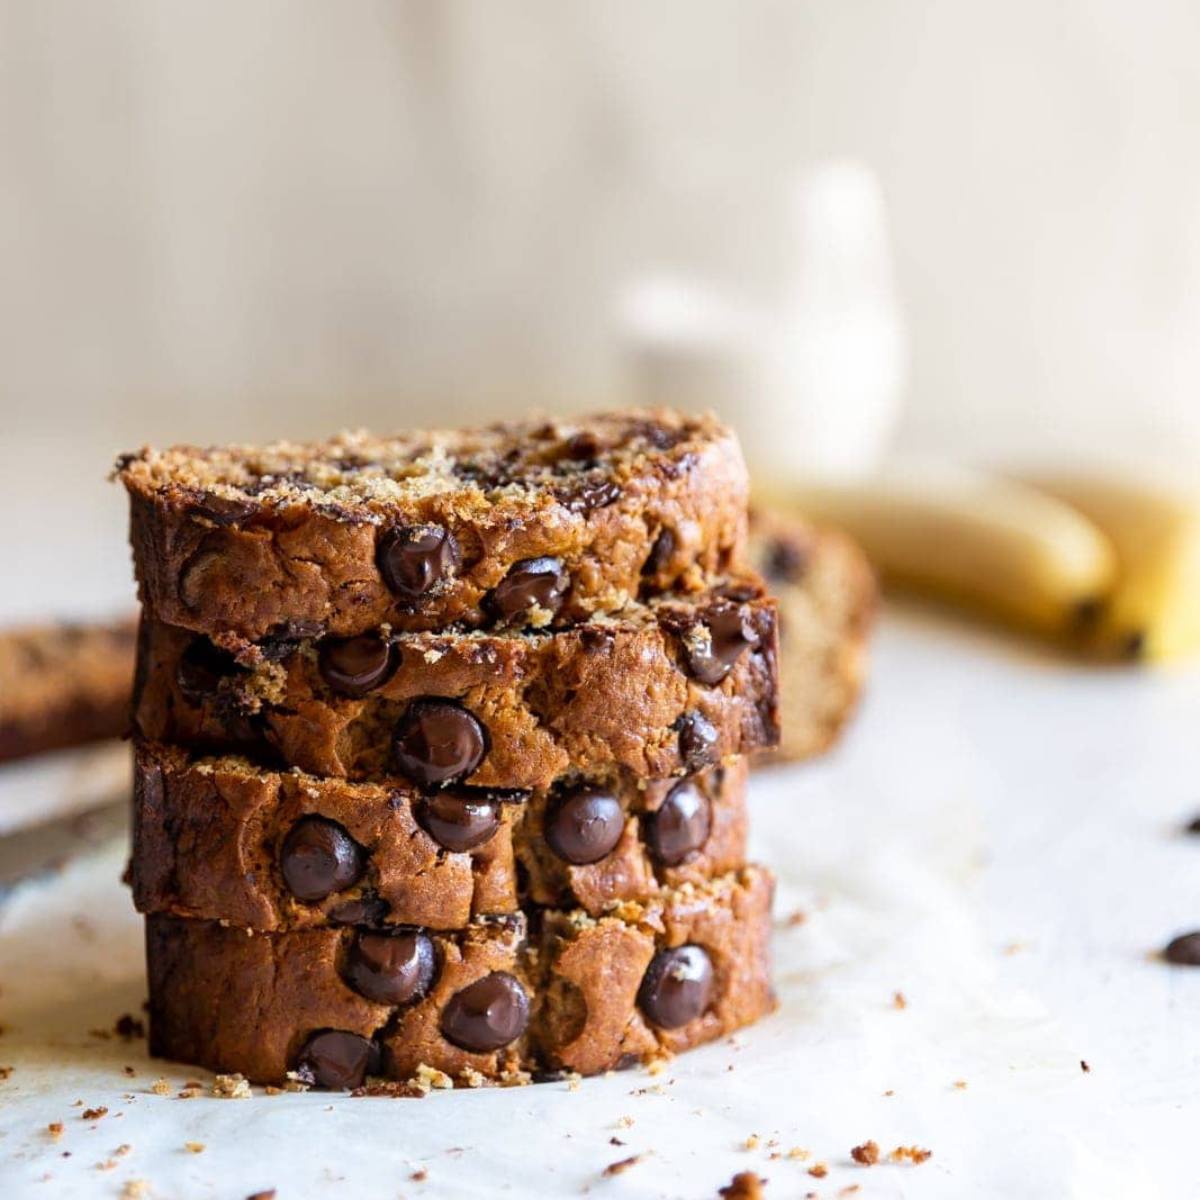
[132,584,780,788]
[117,411,749,644]
[144,867,774,1084]
[748,508,876,762]
[131,741,748,930]
[0,616,136,763]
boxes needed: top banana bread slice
[116,410,748,644]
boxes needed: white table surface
[2,608,1199,1199]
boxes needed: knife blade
[0,797,128,900]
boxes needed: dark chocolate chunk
[327,896,390,927]
[440,972,530,1052]
[489,557,568,625]
[675,710,719,771]
[294,1029,380,1090]
[763,536,810,584]
[279,817,365,902]
[563,431,600,460]
[642,527,676,577]
[342,930,437,1006]
[176,638,238,704]
[1164,932,1200,965]
[417,791,501,852]
[392,699,488,787]
[1185,815,1200,835]
[317,635,396,697]
[637,945,714,1029]
[644,780,711,866]
[377,525,461,601]
[185,493,257,527]
[544,788,624,865]
[557,478,622,513]
[680,603,760,686]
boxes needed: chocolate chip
[280,817,365,902]
[1164,932,1200,965]
[317,635,396,697]
[342,930,437,1006]
[185,493,257,527]
[294,1030,380,1090]
[642,527,676,577]
[675,711,719,770]
[392,699,488,787]
[377,525,461,601]
[557,478,622,513]
[1185,815,1200,835]
[417,791,501,852]
[440,972,530,1052]
[489,557,568,625]
[637,945,714,1029]
[563,431,600,460]
[644,780,711,866]
[763,536,809,583]
[328,896,390,927]
[176,638,238,704]
[680,604,760,686]
[544,788,624,865]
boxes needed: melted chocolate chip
[176,638,239,704]
[644,781,711,866]
[489,557,568,625]
[377,525,461,601]
[1164,932,1200,965]
[185,493,257,527]
[557,478,622,513]
[563,431,600,460]
[440,972,530,1052]
[392,699,488,787]
[642,527,676,578]
[544,788,624,865]
[763,536,810,584]
[294,1029,380,1090]
[280,817,365,902]
[417,791,501,852]
[317,635,396,697]
[342,930,437,1006]
[675,711,719,771]
[328,896,390,927]
[680,604,760,686]
[637,945,714,1029]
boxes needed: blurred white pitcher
[620,161,907,482]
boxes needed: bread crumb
[458,1066,487,1089]
[148,1079,170,1096]
[81,1107,108,1121]
[410,1168,428,1182]
[185,1142,205,1154]
[0,1066,12,1081]
[176,1087,202,1100]
[782,909,807,928]
[115,1014,146,1040]
[1080,1060,1091,1073]
[122,1066,136,1078]
[892,991,907,1010]
[646,1057,667,1077]
[838,1187,861,1197]
[410,1064,454,1094]
[212,1073,251,1099]
[120,1182,149,1199]
[719,1171,767,1198]
[808,1163,828,1178]
[889,1145,933,1165]
[743,1133,761,1150]
[602,1155,642,1177]
[246,1191,277,1200]
[953,1079,968,1090]
[263,1085,283,1095]
[850,1140,879,1166]
[47,1122,65,1140]
[786,1147,809,1161]
[882,1089,894,1097]
[616,1115,635,1129]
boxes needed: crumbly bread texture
[145,867,775,1086]
[117,411,749,643]
[0,617,136,762]
[748,508,876,762]
[131,741,748,929]
[132,582,779,788]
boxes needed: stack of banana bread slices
[116,410,824,1091]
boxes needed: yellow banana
[759,467,1117,645]
[1020,471,1200,663]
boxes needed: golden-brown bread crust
[145,867,774,1085]
[132,584,780,788]
[0,616,136,762]
[748,508,876,762]
[117,411,749,643]
[131,742,748,930]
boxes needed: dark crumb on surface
[781,910,807,928]
[719,1171,767,1198]
[81,1107,108,1121]
[0,1066,11,1081]
[1080,1060,1091,1073]
[1184,814,1200,834]
[1163,932,1200,965]
[115,1014,146,1040]
[603,1155,642,1177]
[351,1080,427,1098]
[609,1136,626,1146]
[808,1163,828,1178]
[850,1140,880,1165]
[47,1122,64,1139]
[410,1168,428,1182]
[246,1191,277,1200]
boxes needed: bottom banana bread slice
[145,866,775,1088]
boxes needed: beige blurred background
[3,0,1199,614]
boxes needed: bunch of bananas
[764,467,1200,664]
